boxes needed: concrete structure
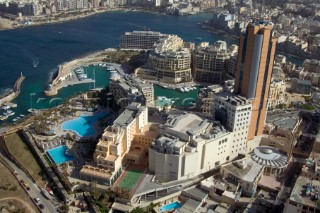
[234,21,277,140]
[119,31,168,50]
[109,75,154,108]
[149,112,234,182]
[284,176,320,213]
[212,92,252,153]
[196,85,223,115]
[149,93,252,183]
[193,41,230,84]
[303,59,320,74]
[220,146,288,197]
[136,35,192,83]
[80,103,158,185]
[267,79,286,109]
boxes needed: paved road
[0,152,58,213]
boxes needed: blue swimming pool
[159,201,181,212]
[47,145,74,165]
[61,112,107,137]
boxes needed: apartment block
[193,41,230,84]
[267,79,286,109]
[136,35,192,83]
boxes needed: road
[0,152,58,213]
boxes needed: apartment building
[80,103,158,185]
[196,84,223,115]
[267,79,286,109]
[119,31,168,50]
[109,75,154,108]
[303,59,320,73]
[193,41,230,84]
[136,35,192,83]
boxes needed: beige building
[136,35,192,83]
[80,103,158,185]
[196,85,223,115]
[193,41,230,84]
[109,75,154,108]
[267,79,286,109]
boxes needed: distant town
[0,0,320,213]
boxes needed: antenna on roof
[260,0,264,20]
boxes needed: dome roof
[250,146,288,169]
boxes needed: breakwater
[0,74,25,106]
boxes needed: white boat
[0,115,8,120]
[20,114,25,117]
[184,87,190,92]
[178,87,185,92]
[2,105,10,110]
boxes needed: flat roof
[113,103,145,127]
[184,187,208,201]
[289,176,320,208]
[222,157,264,182]
[174,198,201,213]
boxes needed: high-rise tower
[234,21,277,140]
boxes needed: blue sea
[0,11,304,124]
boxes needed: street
[0,152,58,213]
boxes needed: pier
[0,73,25,106]
[44,50,111,96]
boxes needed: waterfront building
[234,21,277,140]
[119,31,168,50]
[149,94,252,183]
[80,103,158,185]
[136,35,192,83]
[267,79,286,109]
[192,41,230,84]
[109,75,154,108]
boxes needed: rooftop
[113,103,146,127]
[250,146,288,168]
[266,111,299,131]
[222,157,264,182]
[215,92,251,106]
[289,176,320,208]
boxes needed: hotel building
[80,103,158,185]
[136,35,192,83]
[193,41,230,84]
[149,93,252,183]
[119,31,168,50]
[234,21,277,140]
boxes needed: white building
[149,93,252,183]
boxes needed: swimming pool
[61,112,107,137]
[159,201,181,212]
[47,145,74,165]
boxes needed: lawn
[0,162,37,212]
[118,169,143,191]
[4,133,45,187]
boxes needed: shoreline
[0,8,126,31]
